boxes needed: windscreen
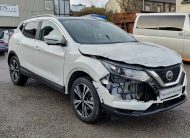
[60,19,136,44]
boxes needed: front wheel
[9,56,28,86]
[70,77,101,123]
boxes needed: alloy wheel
[10,58,19,82]
[73,83,94,118]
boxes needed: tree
[88,0,97,7]
[71,7,113,21]
[116,0,140,13]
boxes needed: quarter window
[158,16,185,31]
[39,20,63,41]
[136,16,158,30]
[23,21,39,39]
[19,23,25,32]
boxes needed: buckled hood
[79,42,182,68]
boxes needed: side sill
[20,66,65,94]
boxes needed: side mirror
[44,35,67,46]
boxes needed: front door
[34,20,66,86]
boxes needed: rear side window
[23,21,39,39]
[19,23,25,32]
[158,16,185,31]
[136,16,158,30]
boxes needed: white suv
[8,15,187,123]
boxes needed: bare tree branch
[116,0,140,13]
[88,0,97,7]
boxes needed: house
[105,0,124,13]
[105,0,176,13]
[176,0,190,12]
[145,0,176,12]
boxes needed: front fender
[64,56,109,94]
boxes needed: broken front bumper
[93,66,187,116]
[102,95,187,117]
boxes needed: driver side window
[39,20,63,42]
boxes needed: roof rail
[27,14,56,20]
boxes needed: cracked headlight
[102,61,151,82]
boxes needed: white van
[133,13,190,62]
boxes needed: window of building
[181,0,190,4]
[145,5,151,11]
[136,16,158,30]
[54,0,70,15]
[39,20,63,42]
[157,5,161,12]
[158,16,185,31]
[23,21,39,39]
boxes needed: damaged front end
[101,60,159,102]
[96,60,187,116]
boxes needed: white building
[176,0,190,12]
[0,0,70,29]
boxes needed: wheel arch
[67,70,94,95]
[8,50,18,65]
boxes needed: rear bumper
[102,95,187,117]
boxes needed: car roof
[24,15,104,23]
[137,13,190,16]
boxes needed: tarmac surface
[0,54,190,138]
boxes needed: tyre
[70,77,101,123]
[9,56,28,86]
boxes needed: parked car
[0,40,6,56]
[0,29,16,51]
[8,15,187,123]
[133,13,190,62]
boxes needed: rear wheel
[9,56,28,86]
[70,77,101,123]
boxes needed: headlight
[102,61,150,82]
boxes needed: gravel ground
[0,54,190,138]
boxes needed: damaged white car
[8,15,187,123]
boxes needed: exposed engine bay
[101,74,158,102]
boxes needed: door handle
[179,33,183,36]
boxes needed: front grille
[155,64,180,84]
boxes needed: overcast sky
[70,0,109,7]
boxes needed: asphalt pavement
[0,54,190,138]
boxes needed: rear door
[19,21,40,72]
[183,15,190,60]
[155,15,185,55]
